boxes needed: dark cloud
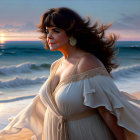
[0,22,37,32]
[112,13,140,31]
[111,21,130,30]
[18,22,37,31]
[1,12,140,34]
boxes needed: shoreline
[0,92,140,140]
[0,128,33,140]
[132,92,140,98]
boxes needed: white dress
[1,57,140,140]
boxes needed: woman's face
[46,26,70,51]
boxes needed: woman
[1,7,140,140]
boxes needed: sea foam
[0,62,51,76]
[0,76,47,88]
[112,65,140,80]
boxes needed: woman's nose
[47,32,53,39]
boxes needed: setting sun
[0,33,6,44]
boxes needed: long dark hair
[37,7,119,73]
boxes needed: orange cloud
[0,30,41,41]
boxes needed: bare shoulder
[50,58,61,72]
[77,54,104,73]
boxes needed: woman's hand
[97,106,126,140]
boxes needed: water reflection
[0,33,6,44]
[0,44,4,48]
[0,43,5,55]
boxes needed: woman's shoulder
[77,54,105,74]
[50,57,62,72]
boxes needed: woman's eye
[45,28,60,35]
[53,29,60,33]
[45,29,49,34]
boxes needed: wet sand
[0,128,33,140]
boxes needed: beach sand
[0,128,33,140]
[0,92,140,140]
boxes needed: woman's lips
[49,42,55,45]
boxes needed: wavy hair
[37,7,119,73]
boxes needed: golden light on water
[0,33,6,44]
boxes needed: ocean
[0,41,140,130]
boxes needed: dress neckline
[49,56,82,95]
[50,59,109,97]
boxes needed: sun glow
[0,33,6,44]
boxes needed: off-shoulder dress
[1,57,140,140]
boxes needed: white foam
[112,65,140,80]
[0,62,50,75]
[0,76,47,88]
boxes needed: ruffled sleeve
[0,95,45,140]
[83,73,140,138]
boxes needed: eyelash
[45,29,60,34]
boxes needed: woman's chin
[49,47,57,51]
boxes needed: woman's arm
[97,106,126,140]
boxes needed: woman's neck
[59,45,87,60]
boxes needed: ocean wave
[120,47,140,50]
[3,52,16,55]
[0,94,36,103]
[0,62,51,76]
[2,47,43,50]
[129,45,140,48]
[0,76,47,88]
[112,65,140,80]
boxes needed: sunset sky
[0,0,140,42]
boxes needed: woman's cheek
[47,38,49,43]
